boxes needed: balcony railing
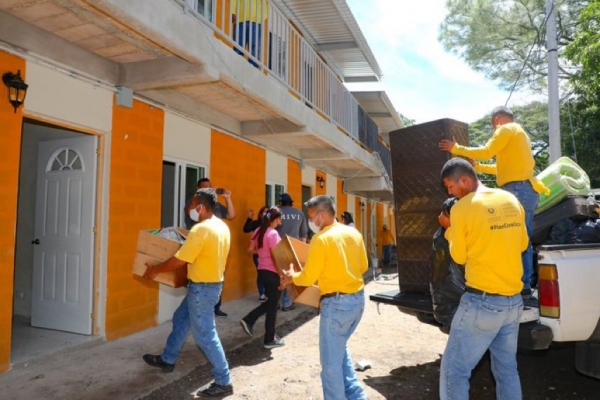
[172,0,388,169]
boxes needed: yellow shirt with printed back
[445,188,528,296]
[292,222,368,295]
[175,216,231,283]
[451,122,548,195]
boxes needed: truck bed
[369,290,433,313]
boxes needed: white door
[31,136,97,334]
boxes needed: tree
[565,0,600,101]
[439,0,585,93]
[398,113,415,127]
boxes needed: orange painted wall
[336,179,348,219]
[287,159,302,207]
[105,99,164,340]
[210,130,266,300]
[354,197,362,232]
[316,171,326,196]
[0,51,25,372]
[376,202,384,258]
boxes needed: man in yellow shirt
[439,106,547,304]
[143,189,233,397]
[231,0,268,67]
[282,195,368,400]
[380,224,395,266]
[437,158,526,399]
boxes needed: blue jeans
[319,291,366,400]
[281,288,293,308]
[161,294,191,364]
[440,292,523,400]
[187,282,231,386]
[383,245,393,264]
[501,180,540,291]
[233,21,262,67]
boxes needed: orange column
[210,130,266,300]
[105,99,164,340]
[315,171,326,196]
[376,202,384,260]
[287,159,302,209]
[336,178,348,220]
[0,52,25,372]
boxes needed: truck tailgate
[370,290,433,314]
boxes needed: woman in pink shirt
[240,206,286,349]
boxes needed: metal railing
[173,0,386,165]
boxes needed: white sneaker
[259,295,267,303]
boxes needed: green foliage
[439,0,585,92]
[398,113,415,127]
[565,0,600,102]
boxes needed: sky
[345,0,535,124]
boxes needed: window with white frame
[186,0,214,22]
[265,183,285,207]
[162,159,206,228]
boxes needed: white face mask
[308,212,323,234]
[189,207,200,222]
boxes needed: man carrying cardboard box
[282,195,368,400]
[143,189,233,397]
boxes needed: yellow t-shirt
[451,122,548,195]
[231,0,268,23]
[175,216,231,283]
[445,187,528,296]
[292,222,368,295]
[381,230,395,246]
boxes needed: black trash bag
[550,218,600,244]
[429,198,465,331]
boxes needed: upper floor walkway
[0,0,402,201]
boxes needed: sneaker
[240,319,253,337]
[281,304,296,312]
[263,335,285,349]
[258,295,267,303]
[142,354,174,373]
[215,309,228,317]
[197,382,234,397]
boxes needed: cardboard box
[132,228,189,288]
[271,236,321,308]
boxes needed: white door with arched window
[31,136,97,335]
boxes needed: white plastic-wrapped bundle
[535,157,591,214]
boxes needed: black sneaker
[281,305,296,312]
[264,336,285,349]
[197,382,234,397]
[215,309,228,317]
[240,319,253,337]
[142,354,174,372]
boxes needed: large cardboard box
[271,236,321,308]
[132,228,189,288]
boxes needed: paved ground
[0,286,313,400]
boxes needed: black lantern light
[316,176,325,188]
[2,70,28,113]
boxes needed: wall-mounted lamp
[316,176,325,189]
[2,70,28,113]
[359,201,366,211]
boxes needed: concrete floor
[11,315,100,368]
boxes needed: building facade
[0,0,400,372]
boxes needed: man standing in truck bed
[439,106,548,306]
[437,158,527,399]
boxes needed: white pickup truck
[536,243,600,378]
[370,240,600,380]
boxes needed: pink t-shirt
[252,227,281,273]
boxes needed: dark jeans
[242,269,282,343]
[253,254,265,296]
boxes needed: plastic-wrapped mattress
[535,157,590,214]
